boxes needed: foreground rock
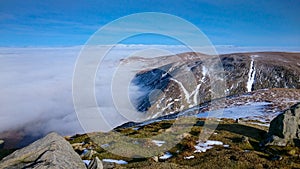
[266,103,300,146]
[0,132,86,169]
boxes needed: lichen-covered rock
[0,132,87,169]
[267,103,300,146]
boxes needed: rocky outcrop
[266,103,300,146]
[0,132,86,169]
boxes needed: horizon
[1,45,300,55]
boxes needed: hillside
[128,52,300,119]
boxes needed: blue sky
[0,0,299,47]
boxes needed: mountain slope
[128,52,300,119]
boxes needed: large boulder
[0,132,87,169]
[267,103,300,146]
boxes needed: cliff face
[130,52,300,119]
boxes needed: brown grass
[67,118,300,168]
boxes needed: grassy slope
[67,118,300,169]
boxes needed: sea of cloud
[0,45,299,138]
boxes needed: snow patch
[223,144,230,148]
[159,152,173,160]
[102,159,128,164]
[81,149,89,156]
[166,101,174,107]
[193,84,201,105]
[152,140,166,147]
[194,140,223,153]
[202,66,208,76]
[246,55,256,92]
[83,160,91,166]
[184,155,195,160]
[170,78,201,106]
[156,104,160,109]
[205,140,224,145]
[197,102,271,121]
[170,78,191,104]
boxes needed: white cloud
[0,45,191,137]
[0,47,82,136]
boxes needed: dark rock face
[132,66,172,112]
[267,103,300,146]
[0,140,4,149]
[0,132,86,169]
[130,52,300,118]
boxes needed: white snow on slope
[102,159,128,164]
[193,84,202,106]
[196,102,275,121]
[170,78,203,106]
[159,152,173,160]
[170,78,191,104]
[194,140,223,153]
[193,68,207,105]
[152,140,166,147]
[202,66,208,76]
[246,55,258,92]
[83,160,91,166]
[184,156,195,159]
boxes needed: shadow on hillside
[216,123,267,141]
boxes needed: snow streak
[246,55,256,92]
[170,66,207,106]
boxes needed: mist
[0,45,192,139]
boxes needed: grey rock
[151,156,159,162]
[102,161,115,169]
[266,103,300,146]
[87,157,103,169]
[0,132,87,169]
